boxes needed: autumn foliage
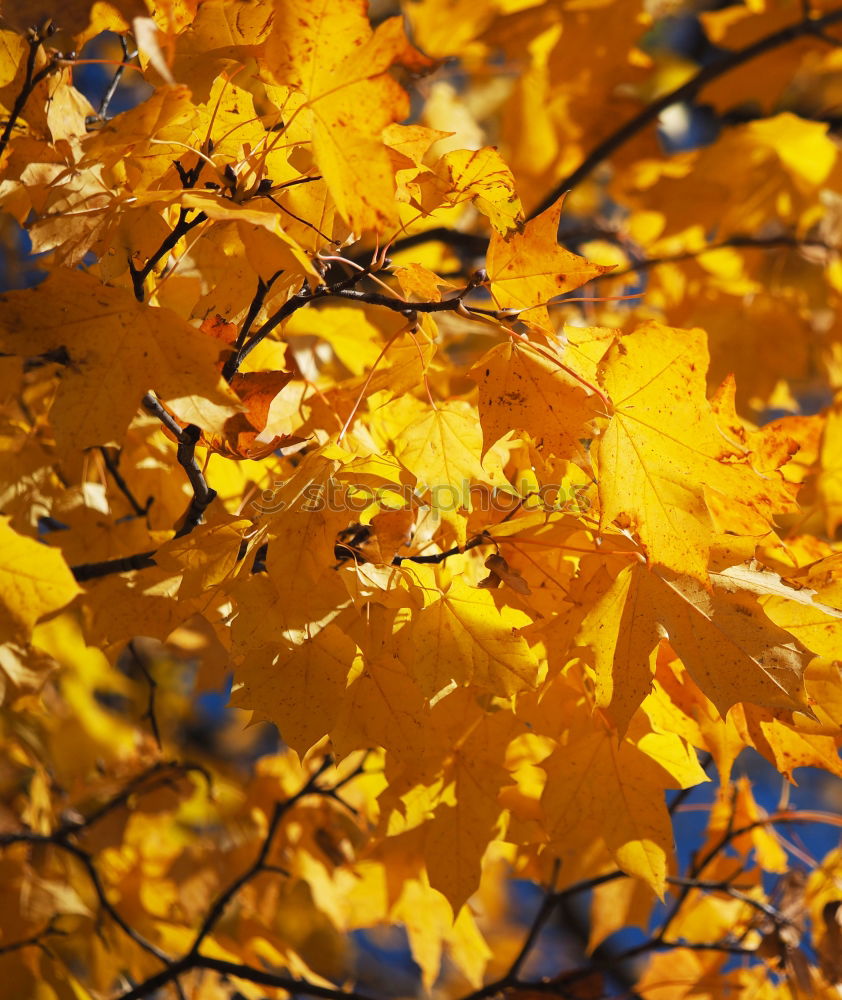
[2,0,842,997]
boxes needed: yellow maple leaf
[595,323,796,581]
[470,337,602,460]
[734,700,842,784]
[331,655,428,764]
[486,197,613,333]
[400,577,539,699]
[264,5,432,234]
[0,271,240,449]
[260,454,351,629]
[437,146,525,237]
[542,724,707,897]
[577,561,813,733]
[0,518,80,643]
[394,402,496,509]
[155,517,252,598]
[233,625,358,758]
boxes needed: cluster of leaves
[1,0,842,997]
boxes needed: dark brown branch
[113,758,370,1000]
[0,27,60,159]
[531,3,842,216]
[173,424,215,536]
[93,35,135,121]
[72,395,218,580]
[71,508,490,582]
[508,860,561,981]
[0,830,171,962]
[604,235,837,281]
[458,871,627,1000]
[221,283,314,381]
[98,446,151,519]
[126,640,161,748]
[522,936,750,997]
[323,285,503,318]
[186,756,334,955]
[0,762,212,974]
[392,532,491,566]
[652,802,837,951]
[666,876,796,927]
[0,923,66,956]
[141,393,217,537]
[71,549,157,581]
[56,760,210,839]
[115,954,382,1000]
[227,270,285,373]
[222,264,519,384]
[129,208,207,302]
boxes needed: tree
[0,0,841,997]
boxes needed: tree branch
[226,270,285,376]
[115,954,383,1000]
[0,761,210,971]
[221,282,314,381]
[56,760,209,840]
[0,923,66,956]
[125,640,161,748]
[141,393,217,537]
[603,234,837,281]
[0,27,61,159]
[110,758,374,1000]
[71,549,157,582]
[98,446,151,519]
[391,532,492,566]
[87,34,136,124]
[187,756,334,955]
[129,208,207,302]
[458,871,627,1000]
[0,829,171,962]
[530,3,842,216]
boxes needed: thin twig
[115,954,382,1000]
[458,871,627,1000]
[98,446,150,519]
[129,208,207,302]
[666,876,797,926]
[186,757,334,955]
[221,282,314,380]
[71,549,157,581]
[55,760,210,839]
[142,393,217,537]
[508,860,562,981]
[0,830,171,962]
[531,3,842,216]
[0,924,66,956]
[96,35,135,120]
[604,235,837,282]
[126,640,161,748]
[228,270,284,365]
[0,28,60,158]
[391,532,491,566]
